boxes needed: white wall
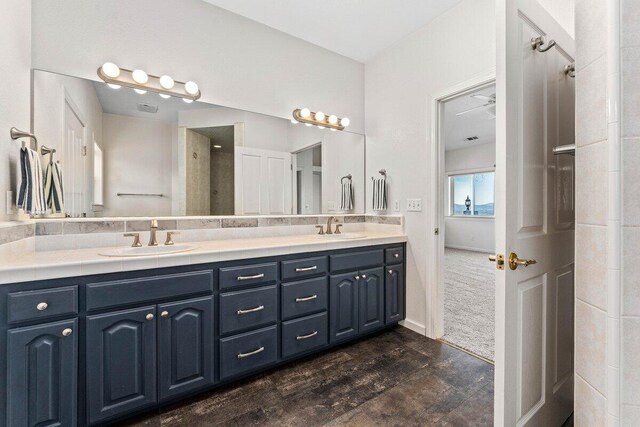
[31,0,364,134]
[102,114,173,217]
[537,0,575,38]
[0,0,31,222]
[444,142,495,253]
[364,0,496,334]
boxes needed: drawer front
[219,262,277,290]
[281,277,328,320]
[219,285,278,335]
[219,325,278,380]
[385,247,404,264]
[281,312,328,359]
[7,286,78,324]
[85,270,213,312]
[281,256,328,281]
[330,250,384,273]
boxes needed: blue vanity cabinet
[6,319,78,427]
[85,306,158,425]
[385,264,405,324]
[157,296,215,402]
[329,272,359,342]
[358,267,385,333]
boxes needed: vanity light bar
[97,63,201,101]
[292,108,350,131]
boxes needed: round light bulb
[318,126,326,129]
[315,111,325,121]
[305,123,312,127]
[132,69,148,84]
[183,98,193,104]
[107,83,121,90]
[330,128,337,132]
[159,75,174,89]
[340,117,350,127]
[328,115,338,125]
[159,93,171,99]
[134,88,147,95]
[290,119,298,124]
[213,145,222,149]
[184,81,199,95]
[101,62,120,78]
[300,108,311,118]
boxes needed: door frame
[427,73,496,340]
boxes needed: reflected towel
[341,180,354,211]
[372,178,387,211]
[44,161,64,213]
[17,147,47,215]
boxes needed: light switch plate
[407,199,422,212]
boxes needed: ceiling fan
[456,93,496,118]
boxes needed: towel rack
[341,174,352,184]
[40,145,56,164]
[117,192,164,198]
[371,169,387,181]
[553,144,575,156]
[10,127,38,150]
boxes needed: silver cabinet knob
[62,328,73,337]
[37,302,48,311]
[146,313,154,321]
[354,275,360,280]
[388,270,393,274]
[161,311,169,318]
[394,253,399,258]
[362,274,367,279]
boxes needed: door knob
[146,313,154,321]
[508,253,537,270]
[488,254,505,270]
[161,311,169,318]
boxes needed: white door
[63,99,86,218]
[234,147,292,215]
[495,0,575,425]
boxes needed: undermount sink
[99,244,196,258]
[317,233,367,240]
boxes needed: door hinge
[434,228,439,235]
[81,146,87,156]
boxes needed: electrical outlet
[406,199,422,212]
[6,191,15,215]
[393,200,400,212]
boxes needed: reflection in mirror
[32,70,365,218]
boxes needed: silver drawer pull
[237,346,265,359]
[237,273,265,281]
[296,331,318,340]
[394,253,399,258]
[295,265,318,272]
[37,302,48,311]
[295,295,318,303]
[237,305,264,315]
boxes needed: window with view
[449,171,495,216]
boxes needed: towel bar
[553,144,575,156]
[117,192,164,197]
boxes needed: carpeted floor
[443,248,495,361]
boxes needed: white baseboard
[400,318,426,335]
[445,244,493,253]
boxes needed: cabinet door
[86,306,157,425]
[329,272,359,342]
[7,319,77,427]
[358,267,385,333]
[385,264,405,324]
[158,297,214,402]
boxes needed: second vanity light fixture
[292,108,350,131]
[97,62,201,103]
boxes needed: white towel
[340,181,354,211]
[44,161,64,213]
[372,178,387,211]
[17,147,47,215]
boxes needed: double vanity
[0,225,406,426]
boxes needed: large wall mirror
[32,70,365,218]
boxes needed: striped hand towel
[17,147,47,215]
[340,181,354,211]
[372,178,387,211]
[44,161,64,213]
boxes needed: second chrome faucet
[124,220,180,247]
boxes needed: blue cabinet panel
[358,268,385,333]
[219,262,277,290]
[219,285,278,335]
[385,265,405,324]
[86,306,157,425]
[281,312,328,359]
[158,297,215,402]
[7,319,78,427]
[281,277,328,320]
[329,272,359,342]
[219,325,278,380]
[385,247,404,264]
[281,256,328,281]
[329,249,384,273]
[7,286,78,325]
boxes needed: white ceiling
[202,0,465,62]
[444,85,496,152]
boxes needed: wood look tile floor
[121,327,494,427]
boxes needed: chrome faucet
[326,216,338,235]
[148,219,159,246]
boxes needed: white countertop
[0,232,407,285]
